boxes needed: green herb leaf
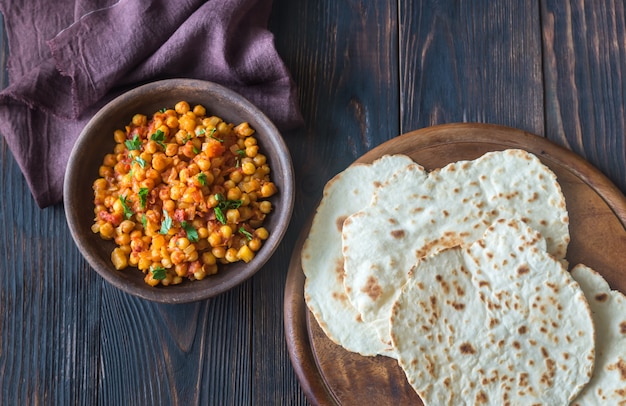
[239,227,253,240]
[196,128,206,136]
[225,199,243,210]
[150,129,166,148]
[119,195,133,220]
[214,207,225,224]
[181,221,199,242]
[141,214,148,228]
[138,187,149,208]
[197,173,207,186]
[213,194,242,224]
[158,107,168,113]
[193,147,200,154]
[235,149,246,167]
[151,265,167,280]
[133,156,147,168]
[208,128,223,142]
[125,134,142,151]
[159,210,172,234]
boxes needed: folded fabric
[0,0,303,208]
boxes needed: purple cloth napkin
[0,0,302,208]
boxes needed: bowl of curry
[64,79,295,303]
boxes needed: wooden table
[1,1,624,405]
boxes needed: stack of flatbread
[302,149,626,405]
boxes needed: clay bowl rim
[64,78,295,303]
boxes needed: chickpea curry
[91,101,276,286]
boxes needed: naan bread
[302,154,418,356]
[342,149,570,344]
[389,218,594,405]
[570,264,626,405]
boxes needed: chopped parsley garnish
[119,195,133,220]
[213,194,242,224]
[181,221,199,242]
[150,265,166,280]
[150,129,166,148]
[214,206,226,224]
[159,210,172,234]
[158,107,168,113]
[197,173,207,186]
[239,227,253,240]
[235,149,246,167]
[141,214,148,228]
[125,134,142,151]
[133,156,147,168]
[195,128,206,136]
[193,147,200,154]
[138,187,149,208]
[208,128,223,142]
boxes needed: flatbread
[342,149,570,344]
[389,218,595,405]
[302,154,418,356]
[570,264,626,405]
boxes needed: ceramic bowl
[64,79,294,303]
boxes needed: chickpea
[248,238,262,252]
[238,245,254,263]
[99,166,113,178]
[165,143,179,157]
[220,225,233,239]
[208,232,222,247]
[165,115,179,129]
[111,248,128,270]
[241,162,256,175]
[253,154,267,166]
[179,114,196,132]
[259,201,272,214]
[93,102,275,286]
[192,104,206,116]
[113,130,126,144]
[225,248,239,263]
[227,187,242,201]
[212,246,226,259]
[174,101,190,114]
[145,140,159,154]
[196,158,211,171]
[152,153,170,171]
[132,114,147,126]
[260,182,277,198]
[245,145,259,157]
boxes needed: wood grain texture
[1,1,625,405]
[270,0,400,206]
[542,0,626,194]
[285,124,626,405]
[398,1,544,135]
[0,141,101,405]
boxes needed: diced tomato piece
[205,142,226,158]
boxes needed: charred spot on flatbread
[390,220,594,405]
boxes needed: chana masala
[91,101,276,286]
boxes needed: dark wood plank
[97,284,254,405]
[541,0,626,194]
[0,135,102,405]
[270,0,401,200]
[0,12,100,405]
[268,1,401,403]
[284,124,626,404]
[398,1,544,136]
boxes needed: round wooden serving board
[284,123,626,406]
